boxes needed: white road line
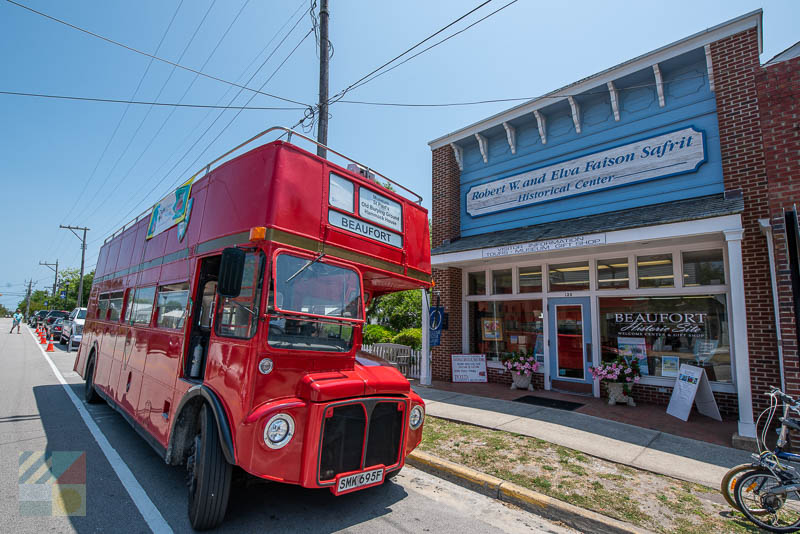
[27,328,172,533]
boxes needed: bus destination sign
[329,210,403,248]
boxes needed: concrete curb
[407,450,654,534]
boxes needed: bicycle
[730,387,800,532]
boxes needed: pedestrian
[11,309,23,334]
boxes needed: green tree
[19,269,95,313]
[57,268,94,310]
[0,303,10,316]
[367,290,422,332]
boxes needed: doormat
[513,395,584,411]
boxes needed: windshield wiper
[229,300,255,316]
[286,253,325,283]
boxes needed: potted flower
[501,351,540,391]
[589,356,642,406]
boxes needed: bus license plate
[332,466,385,495]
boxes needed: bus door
[203,251,264,412]
[140,282,189,445]
[108,288,133,399]
[115,286,156,419]
[184,256,221,383]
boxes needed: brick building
[427,10,799,442]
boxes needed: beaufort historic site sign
[466,127,706,217]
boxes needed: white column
[420,288,431,386]
[725,228,756,438]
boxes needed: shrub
[391,328,422,350]
[363,324,393,345]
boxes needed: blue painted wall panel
[456,48,722,237]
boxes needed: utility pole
[24,280,33,318]
[316,0,330,159]
[60,225,90,308]
[39,260,58,310]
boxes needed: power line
[328,0,494,106]
[52,0,185,258]
[0,90,305,109]
[90,2,312,245]
[0,72,717,111]
[333,0,519,101]
[4,0,310,107]
[73,0,220,223]
[82,0,303,243]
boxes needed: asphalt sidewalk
[415,386,753,489]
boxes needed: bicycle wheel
[734,468,800,533]
[721,463,753,512]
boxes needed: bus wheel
[187,404,232,530]
[385,468,402,482]
[84,355,101,404]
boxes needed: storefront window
[597,258,629,289]
[637,254,674,288]
[599,295,731,383]
[683,250,725,286]
[549,262,589,292]
[492,269,513,294]
[519,266,542,293]
[468,271,486,295]
[469,300,544,363]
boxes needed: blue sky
[1,0,797,309]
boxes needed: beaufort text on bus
[73,127,432,530]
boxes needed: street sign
[60,291,66,298]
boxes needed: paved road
[0,319,575,533]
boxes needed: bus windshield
[268,253,362,353]
[274,253,362,320]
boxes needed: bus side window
[108,291,124,321]
[216,252,264,339]
[131,286,157,326]
[156,282,190,330]
[98,294,110,320]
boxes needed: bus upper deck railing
[104,126,423,245]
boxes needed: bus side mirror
[218,248,246,298]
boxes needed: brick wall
[711,28,781,417]
[431,146,460,249]
[431,267,462,381]
[599,382,739,418]
[757,55,800,399]
[431,145,463,381]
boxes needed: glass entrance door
[548,297,592,384]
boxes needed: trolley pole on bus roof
[316,0,330,159]
[39,259,58,310]
[60,225,90,308]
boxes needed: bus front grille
[318,399,405,483]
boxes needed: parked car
[48,318,64,340]
[60,307,86,352]
[44,310,69,329]
[33,310,49,327]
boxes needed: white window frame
[460,238,734,394]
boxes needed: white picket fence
[361,343,421,379]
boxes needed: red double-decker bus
[74,127,431,529]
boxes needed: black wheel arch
[166,385,236,466]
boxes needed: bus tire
[84,355,101,404]
[187,404,232,530]
[385,468,401,482]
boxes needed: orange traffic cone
[46,340,55,352]
[40,334,46,345]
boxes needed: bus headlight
[409,406,424,430]
[264,413,295,449]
